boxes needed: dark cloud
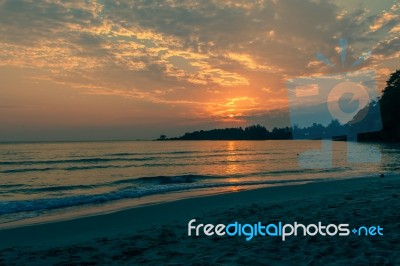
[373,37,400,57]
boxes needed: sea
[0,140,399,226]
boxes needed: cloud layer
[0,0,398,140]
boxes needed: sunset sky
[0,0,399,141]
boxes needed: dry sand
[0,175,399,265]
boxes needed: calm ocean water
[0,140,399,225]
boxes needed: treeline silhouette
[164,125,292,140]
[161,121,345,141]
[158,69,400,142]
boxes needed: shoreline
[0,179,316,230]
[0,174,398,264]
[0,174,397,244]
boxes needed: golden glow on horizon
[0,0,397,140]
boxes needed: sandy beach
[0,174,399,265]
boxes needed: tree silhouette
[158,134,167,140]
[357,69,400,142]
[379,69,400,141]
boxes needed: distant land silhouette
[158,70,400,142]
[160,124,292,141]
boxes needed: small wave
[0,178,321,215]
[131,167,348,184]
[64,165,120,171]
[128,174,211,184]
[0,157,157,166]
[0,167,54,173]
[105,149,250,157]
[31,184,96,193]
[0,184,25,188]
[256,167,350,176]
[3,184,97,195]
[105,151,197,157]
